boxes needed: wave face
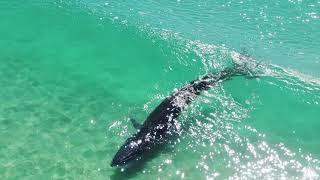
[0,0,320,179]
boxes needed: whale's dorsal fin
[130,118,142,129]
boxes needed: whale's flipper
[130,118,142,129]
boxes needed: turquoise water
[0,0,320,179]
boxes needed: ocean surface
[1,0,320,179]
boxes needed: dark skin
[111,67,245,167]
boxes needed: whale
[111,65,250,167]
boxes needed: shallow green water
[0,1,320,179]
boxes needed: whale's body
[111,67,243,166]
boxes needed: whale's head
[111,138,146,167]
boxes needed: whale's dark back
[111,67,241,166]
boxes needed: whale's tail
[191,51,261,93]
[231,49,263,78]
[232,61,262,78]
[188,59,261,97]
